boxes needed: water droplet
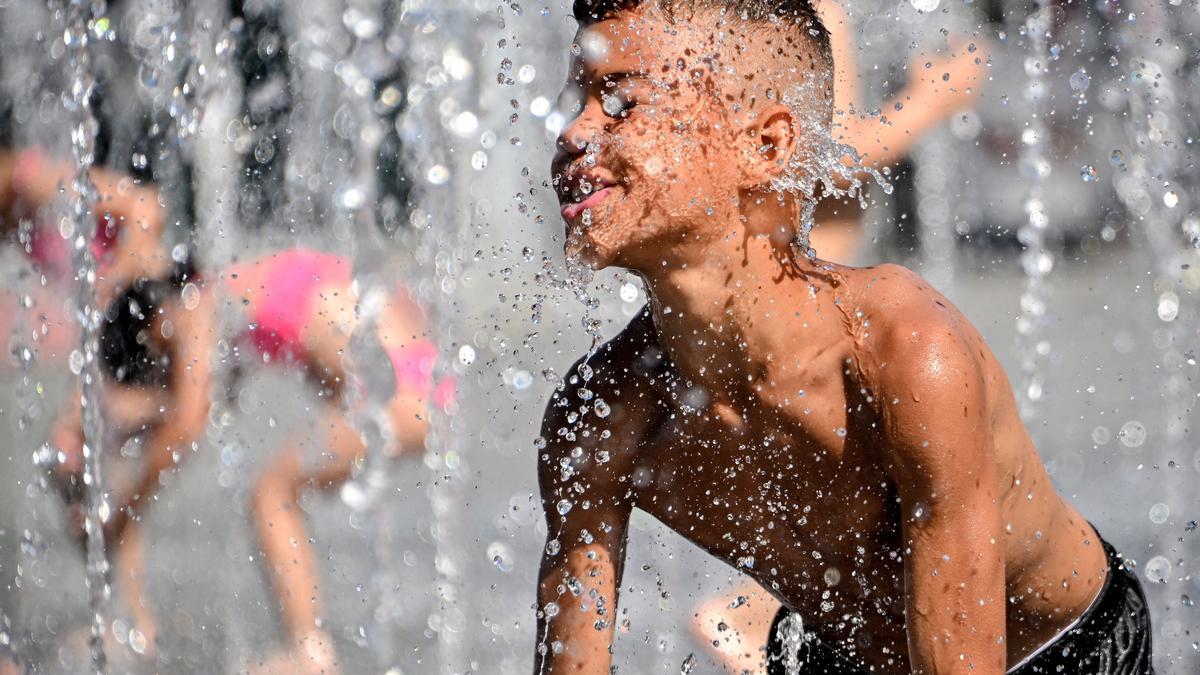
[1069,69,1090,92]
[1164,190,1179,208]
[138,64,160,89]
[680,654,697,674]
[128,628,147,655]
[68,350,84,375]
[823,567,841,586]
[1080,165,1098,182]
[1109,149,1124,166]
[1149,503,1170,524]
[911,502,929,522]
[181,282,201,310]
[594,399,611,418]
[1158,292,1180,322]
[487,541,514,572]
[426,165,449,185]
[458,345,476,366]
[1118,420,1146,449]
[556,499,573,515]
[1145,555,1171,584]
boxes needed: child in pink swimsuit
[46,248,450,671]
[243,249,352,362]
[237,248,454,407]
[233,247,452,674]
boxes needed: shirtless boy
[534,2,1152,673]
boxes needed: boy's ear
[744,103,797,186]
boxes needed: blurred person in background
[0,146,169,298]
[689,2,990,671]
[45,258,214,663]
[235,249,450,675]
[0,146,170,360]
[45,245,449,672]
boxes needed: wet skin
[535,8,1105,675]
[536,264,1108,674]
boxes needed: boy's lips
[561,186,615,222]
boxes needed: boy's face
[551,10,762,269]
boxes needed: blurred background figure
[0,146,170,360]
[39,243,446,671]
[45,259,213,664]
[226,249,448,675]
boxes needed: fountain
[0,0,1199,672]
[1015,0,1054,426]
[61,1,113,672]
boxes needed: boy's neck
[634,214,844,388]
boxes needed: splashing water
[60,1,112,672]
[775,611,807,675]
[773,79,891,260]
[398,0,481,670]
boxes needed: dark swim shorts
[766,538,1154,674]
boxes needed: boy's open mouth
[560,185,615,222]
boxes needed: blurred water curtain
[3,0,479,672]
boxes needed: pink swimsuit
[385,341,457,408]
[245,248,454,407]
[247,249,351,362]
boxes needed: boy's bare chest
[631,379,902,601]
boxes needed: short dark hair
[571,0,830,65]
[100,259,196,386]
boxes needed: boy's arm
[533,348,654,674]
[877,324,1006,675]
[107,291,214,543]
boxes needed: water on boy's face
[551,14,753,271]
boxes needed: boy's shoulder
[540,307,669,443]
[840,264,993,407]
[560,306,665,393]
[844,262,966,340]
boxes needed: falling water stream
[397,1,487,670]
[1015,0,1054,425]
[61,1,112,672]
[1119,1,1195,455]
[327,0,406,667]
[1116,1,1196,588]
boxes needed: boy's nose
[556,109,607,157]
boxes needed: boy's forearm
[534,548,620,674]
